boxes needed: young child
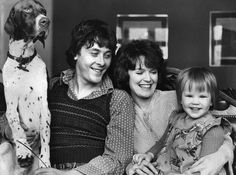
[133,67,230,174]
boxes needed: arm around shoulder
[188,125,234,175]
[75,89,135,175]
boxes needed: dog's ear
[4,8,16,37]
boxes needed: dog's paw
[15,139,33,167]
[17,155,34,168]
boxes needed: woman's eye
[91,52,98,57]
[150,70,157,74]
[136,71,143,75]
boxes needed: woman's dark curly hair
[66,19,117,69]
[113,40,166,94]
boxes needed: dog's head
[4,0,50,45]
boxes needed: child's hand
[132,152,154,165]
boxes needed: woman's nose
[144,72,151,81]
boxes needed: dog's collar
[7,50,37,72]
[7,49,37,65]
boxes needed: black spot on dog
[30,86,33,90]
[29,118,32,122]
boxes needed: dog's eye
[23,8,33,14]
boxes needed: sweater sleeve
[200,126,225,157]
[75,90,135,175]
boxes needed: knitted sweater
[49,82,111,165]
[48,74,135,175]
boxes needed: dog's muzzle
[35,15,50,45]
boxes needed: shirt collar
[62,69,114,100]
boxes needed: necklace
[135,97,154,132]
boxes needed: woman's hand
[126,160,159,175]
[133,152,154,165]
[185,150,233,175]
[33,167,84,175]
[186,130,234,175]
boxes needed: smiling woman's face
[128,56,158,100]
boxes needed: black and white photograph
[0,0,236,175]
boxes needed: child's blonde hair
[176,67,218,112]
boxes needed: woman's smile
[139,83,153,89]
[128,56,158,100]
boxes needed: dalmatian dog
[2,0,51,172]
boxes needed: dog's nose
[39,17,50,28]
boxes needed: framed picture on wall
[210,11,236,66]
[116,14,168,59]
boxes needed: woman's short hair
[176,67,218,111]
[113,40,165,94]
[66,19,117,68]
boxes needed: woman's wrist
[126,162,134,175]
[218,135,234,164]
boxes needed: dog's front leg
[39,106,51,168]
[39,97,51,168]
[3,87,33,167]
[38,76,51,168]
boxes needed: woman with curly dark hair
[113,40,234,175]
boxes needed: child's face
[181,83,212,119]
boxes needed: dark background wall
[52,0,236,89]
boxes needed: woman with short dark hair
[113,39,234,175]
